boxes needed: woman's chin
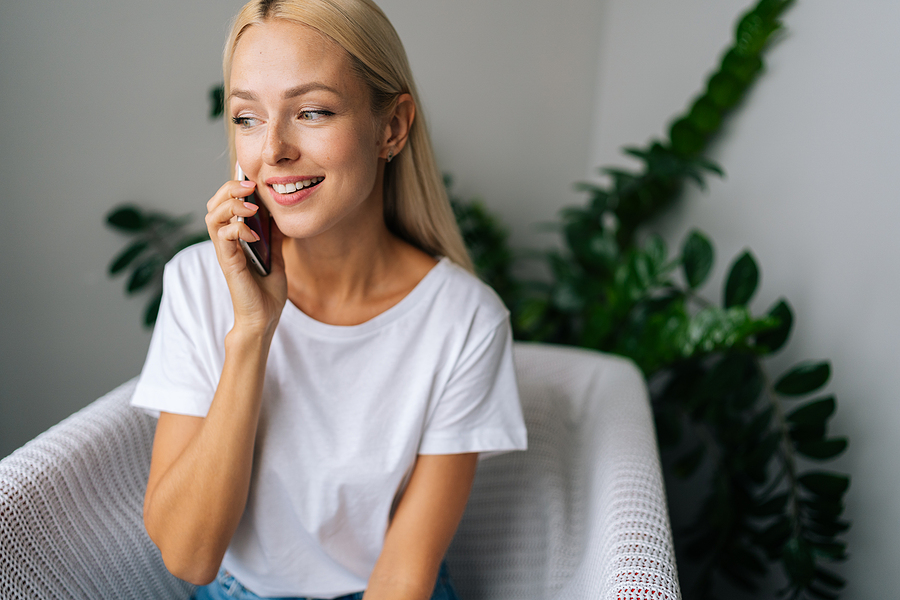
[271,214,335,242]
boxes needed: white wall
[588,0,900,596]
[0,0,606,454]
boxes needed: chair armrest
[0,379,194,600]
[447,342,680,600]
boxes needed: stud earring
[387,150,394,163]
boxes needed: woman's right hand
[205,179,287,337]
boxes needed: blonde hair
[223,0,473,272]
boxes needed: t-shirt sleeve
[130,250,222,418]
[418,316,527,457]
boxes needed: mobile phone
[235,164,271,276]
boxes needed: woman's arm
[143,329,272,585]
[364,453,479,600]
[142,179,287,585]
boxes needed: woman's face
[229,19,386,241]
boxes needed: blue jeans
[191,562,460,600]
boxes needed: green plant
[106,206,207,326]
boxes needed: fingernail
[251,230,260,241]
[243,202,258,210]
[240,180,256,188]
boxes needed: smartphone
[235,164,271,276]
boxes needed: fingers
[206,180,257,214]
[205,180,261,245]
[206,200,260,244]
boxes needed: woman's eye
[299,110,333,122]
[232,116,260,129]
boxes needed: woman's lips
[267,177,324,206]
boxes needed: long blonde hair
[223,0,473,272]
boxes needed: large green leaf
[107,205,147,232]
[679,306,773,355]
[724,251,759,307]
[688,96,723,133]
[707,72,746,109]
[806,518,850,538]
[755,298,793,353]
[775,362,831,396]
[127,256,163,294]
[787,396,836,426]
[813,541,847,560]
[720,49,763,84]
[802,497,845,518]
[796,438,848,460]
[813,567,846,590]
[798,472,850,498]
[209,83,225,120]
[681,230,714,289]
[790,423,826,444]
[108,240,149,275]
[670,118,706,156]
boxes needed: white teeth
[273,177,323,194]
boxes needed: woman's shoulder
[428,258,510,328]
[167,239,217,269]
[162,240,227,301]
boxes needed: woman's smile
[267,176,325,206]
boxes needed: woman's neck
[280,216,437,327]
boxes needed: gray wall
[2,0,897,595]
[589,0,900,596]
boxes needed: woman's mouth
[268,177,324,206]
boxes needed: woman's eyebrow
[228,82,340,102]
[282,82,340,99]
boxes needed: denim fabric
[191,562,460,600]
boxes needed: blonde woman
[131,1,527,599]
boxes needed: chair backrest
[0,343,680,600]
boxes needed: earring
[387,150,394,163]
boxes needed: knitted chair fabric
[447,343,680,600]
[0,343,680,600]
[0,379,194,599]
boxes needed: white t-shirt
[131,242,527,598]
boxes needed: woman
[132,1,527,599]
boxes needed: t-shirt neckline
[281,257,450,338]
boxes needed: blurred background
[1,0,897,596]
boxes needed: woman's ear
[380,93,415,161]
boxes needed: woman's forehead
[231,20,354,89]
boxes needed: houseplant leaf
[681,230,714,289]
[724,250,759,307]
[775,362,831,396]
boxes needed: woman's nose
[261,119,300,165]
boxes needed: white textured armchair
[0,343,680,600]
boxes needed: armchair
[0,343,680,599]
